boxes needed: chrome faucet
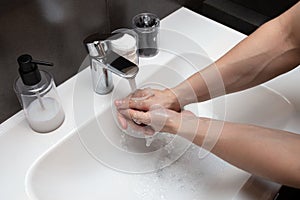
[83,32,139,94]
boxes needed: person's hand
[114,88,181,112]
[117,105,198,135]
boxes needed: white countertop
[0,7,281,200]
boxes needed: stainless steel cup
[132,13,160,57]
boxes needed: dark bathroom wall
[108,0,205,30]
[202,0,298,35]
[178,0,205,13]
[108,0,180,30]
[0,0,110,123]
[230,0,298,17]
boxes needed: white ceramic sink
[1,8,300,200]
[25,52,296,200]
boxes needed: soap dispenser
[14,54,65,133]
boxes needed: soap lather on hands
[114,88,195,135]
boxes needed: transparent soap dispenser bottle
[14,54,65,133]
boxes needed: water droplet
[145,136,154,147]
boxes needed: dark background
[0,0,299,198]
[0,0,297,123]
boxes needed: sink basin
[25,51,295,200]
[1,8,299,200]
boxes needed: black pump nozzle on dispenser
[17,54,53,86]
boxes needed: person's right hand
[114,88,181,112]
[117,106,199,135]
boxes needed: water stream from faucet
[128,78,137,92]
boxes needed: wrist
[171,82,199,108]
[167,116,209,147]
[164,88,181,111]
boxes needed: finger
[130,88,147,98]
[115,88,153,110]
[117,112,128,129]
[115,98,148,110]
[128,98,149,111]
[118,109,131,119]
[144,126,155,135]
[131,88,154,99]
[115,96,148,110]
[129,88,154,110]
[126,119,155,136]
[115,97,131,109]
[119,109,151,125]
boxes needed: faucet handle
[83,33,123,57]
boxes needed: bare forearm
[216,18,300,94]
[173,3,300,106]
[191,118,300,188]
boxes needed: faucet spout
[83,32,139,94]
[99,51,139,79]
